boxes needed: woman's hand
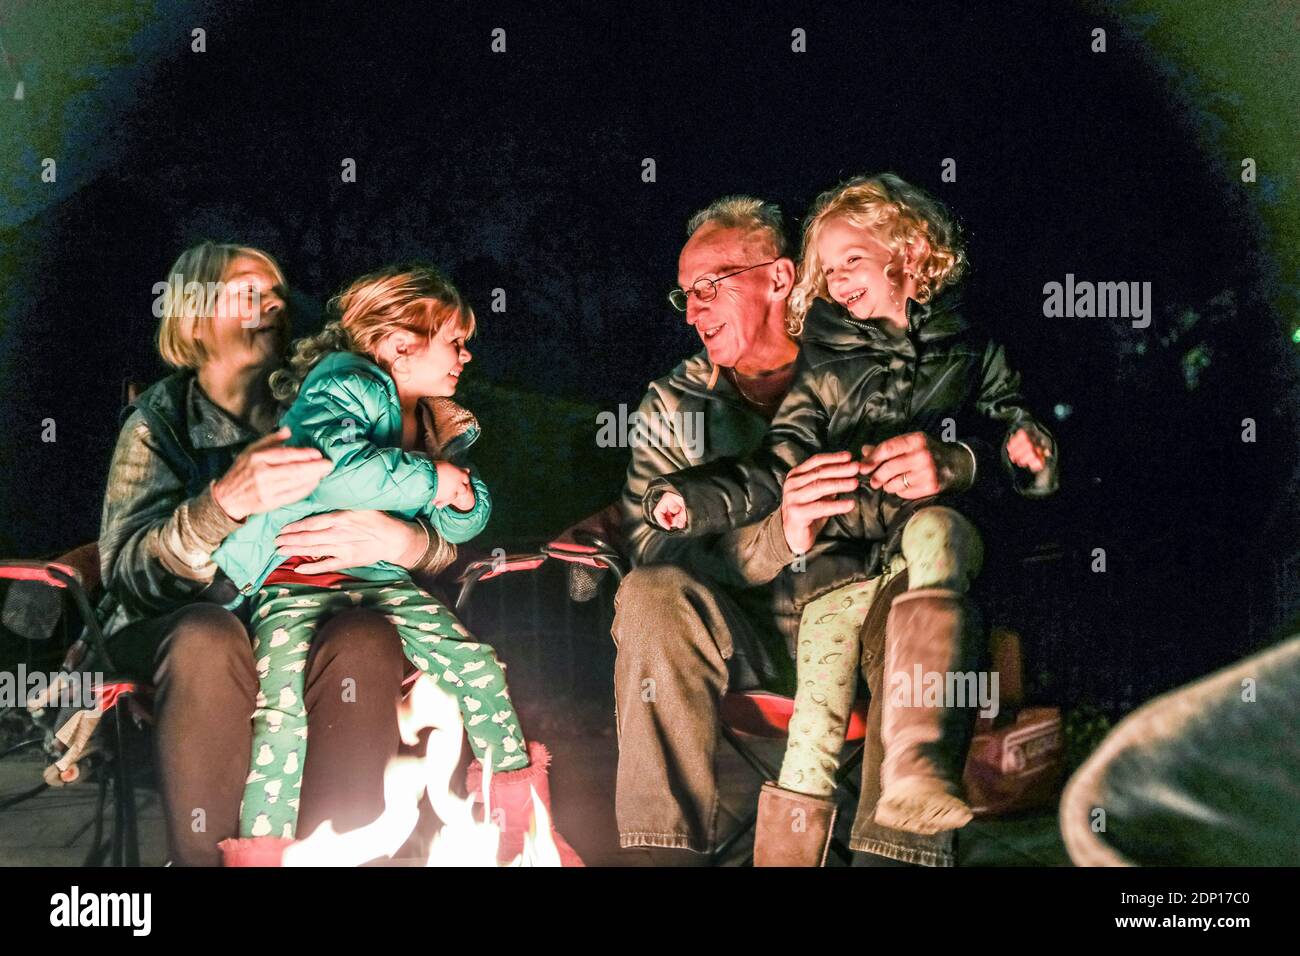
[1007,426,1052,473]
[211,427,334,521]
[274,510,428,573]
[652,491,688,531]
[433,460,473,510]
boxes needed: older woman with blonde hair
[101,241,451,865]
[646,173,1060,864]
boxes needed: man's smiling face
[676,223,777,369]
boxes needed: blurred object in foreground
[1060,634,1300,866]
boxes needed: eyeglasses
[668,260,777,312]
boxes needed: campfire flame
[514,783,562,867]
[282,674,560,867]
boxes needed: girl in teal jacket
[212,264,580,864]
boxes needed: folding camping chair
[0,552,146,865]
[713,691,870,864]
[454,504,876,864]
[0,544,491,867]
[459,505,1067,866]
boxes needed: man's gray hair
[685,195,790,258]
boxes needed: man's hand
[433,460,472,510]
[1007,426,1052,473]
[652,491,688,531]
[780,451,860,555]
[860,432,973,499]
[275,510,427,573]
[212,427,335,522]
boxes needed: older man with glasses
[613,196,912,865]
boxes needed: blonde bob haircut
[788,173,966,338]
[157,241,287,369]
[270,263,476,403]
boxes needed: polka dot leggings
[238,578,528,840]
[777,507,983,797]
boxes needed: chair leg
[824,743,869,864]
[713,726,778,865]
[0,781,48,811]
[835,743,866,799]
[107,699,140,867]
[109,769,122,865]
[828,830,856,864]
[83,756,109,867]
[720,725,779,780]
[717,725,869,867]
[711,808,758,866]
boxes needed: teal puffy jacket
[212,351,490,601]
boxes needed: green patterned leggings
[239,578,529,839]
[778,506,984,797]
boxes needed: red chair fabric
[721,691,870,743]
[478,555,546,581]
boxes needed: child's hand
[652,491,688,531]
[447,479,476,512]
[433,460,472,509]
[1007,427,1052,473]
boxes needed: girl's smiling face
[381,319,473,399]
[816,216,907,323]
[415,320,472,397]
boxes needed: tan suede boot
[875,588,981,835]
[753,782,838,867]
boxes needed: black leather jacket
[646,292,1059,607]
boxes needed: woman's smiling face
[816,216,905,322]
[204,255,287,368]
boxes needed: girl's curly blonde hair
[271,262,476,403]
[787,173,967,337]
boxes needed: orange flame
[282,675,559,867]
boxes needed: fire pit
[220,676,561,867]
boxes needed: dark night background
[2,0,1298,716]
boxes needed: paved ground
[0,728,1070,867]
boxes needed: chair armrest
[542,539,628,582]
[0,561,84,588]
[0,542,102,594]
[0,551,114,673]
[448,501,631,614]
[452,551,549,613]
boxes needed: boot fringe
[466,740,550,795]
[876,776,973,835]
